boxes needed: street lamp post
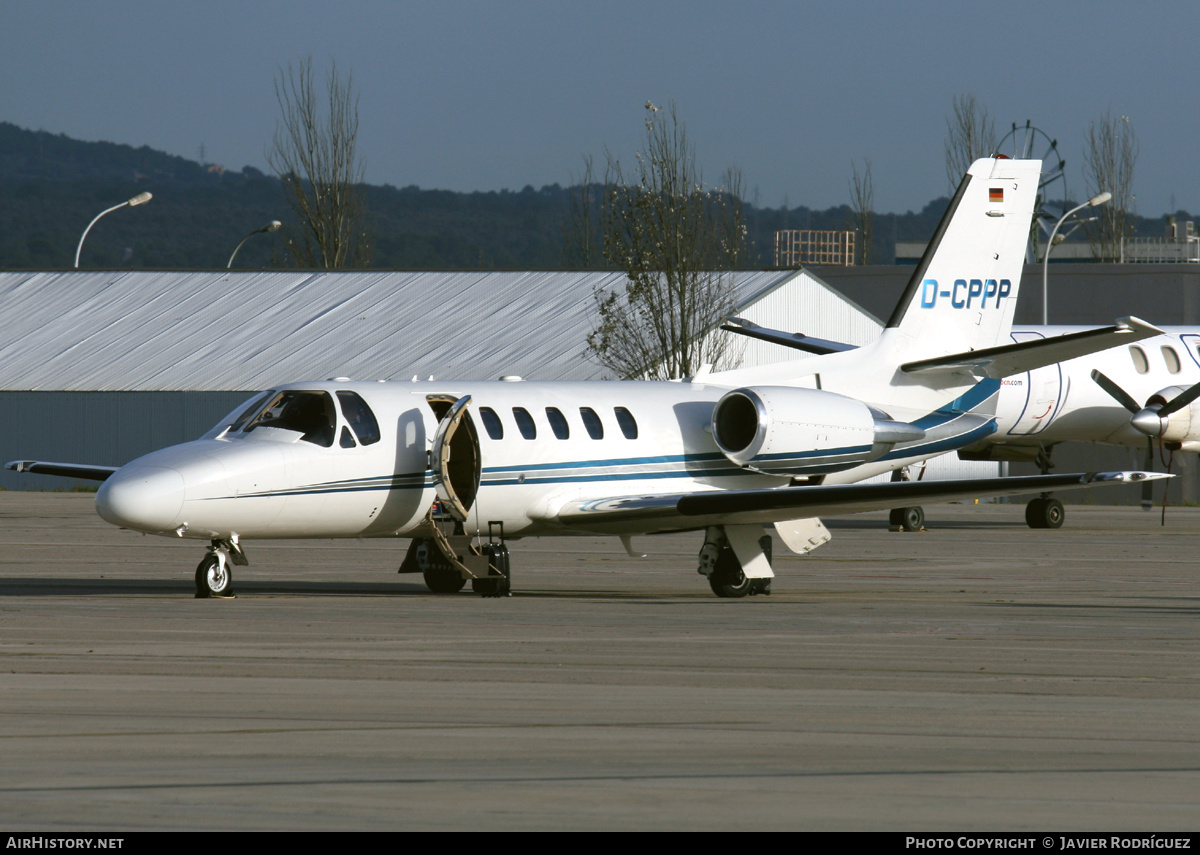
[1042,191,1112,324]
[74,192,153,268]
[227,220,282,268]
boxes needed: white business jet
[7,158,1169,598]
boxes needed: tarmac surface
[0,492,1198,831]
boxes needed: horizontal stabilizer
[901,317,1163,379]
[721,317,856,355]
[5,460,118,482]
[557,471,1169,534]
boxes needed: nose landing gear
[195,537,246,599]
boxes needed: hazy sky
[2,0,1196,214]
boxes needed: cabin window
[1129,345,1150,374]
[614,406,639,439]
[336,391,381,445]
[1162,346,1182,374]
[546,407,569,439]
[580,406,604,439]
[339,426,356,448]
[244,390,337,447]
[479,406,504,440]
[512,407,537,439]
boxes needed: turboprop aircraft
[959,324,1200,524]
[724,314,1200,530]
[6,157,1170,598]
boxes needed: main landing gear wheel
[408,538,467,593]
[195,554,234,598]
[1025,497,1064,529]
[423,565,466,594]
[888,506,925,532]
[708,547,770,599]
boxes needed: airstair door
[428,395,481,523]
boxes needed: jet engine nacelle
[711,386,925,476]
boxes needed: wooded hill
[0,122,1186,270]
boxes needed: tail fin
[885,157,1041,359]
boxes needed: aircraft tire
[895,506,925,532]
[708,548,753,598]
[1026,497,1065,529]
[423,565,466,594]
[1045,499,1065,528]
[1027,494,1046,528]
[195,555,233,598]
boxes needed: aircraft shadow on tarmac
[0,577,729,601]
[0,578,430,597]
[825,517,1029,530]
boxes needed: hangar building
[4,264,1196,504]
[0,267,881,490]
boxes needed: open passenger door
[427,394,481,523]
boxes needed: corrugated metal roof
[0,269,871,391]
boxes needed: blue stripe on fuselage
[214,380,1003,498]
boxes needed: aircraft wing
[5,460,118,481]
[901,317,1162,379]
[555,471,1166,534]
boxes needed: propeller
[1089,369,1141,415]
[1136,382,1200,437]
[1090,370,1200,521]
[1090,369,1200,438]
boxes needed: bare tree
[1084,111,1138,262]
[945,93,996,192]
[849,158,874,265]
[563,155,604,268]
[586,102,747,380]
[267,57,370,267]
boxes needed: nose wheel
[195,537,244,598]
[195,554,234,598]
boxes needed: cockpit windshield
[243,390,337,447]
[202,390,275,439]
[227,391,274,433]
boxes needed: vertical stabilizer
[885,157,1041,360]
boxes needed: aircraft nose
[96,465,186,532]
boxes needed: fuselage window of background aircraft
[513,407,537,440]
[479,406,504,440]
[614,406,638,439]
[1130,345,1150,374]
[546,407,569,440]
[1162,345,1182,374]
[244,390,337,447]
[580,407,604,439]
[336,391,381,445]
